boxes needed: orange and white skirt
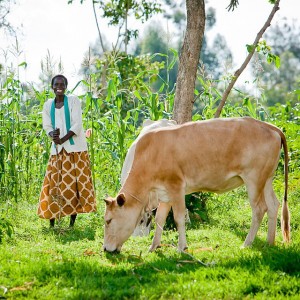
[38,149,96,219]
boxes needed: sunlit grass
[1,184,300,300]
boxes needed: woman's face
[52,77,67,97]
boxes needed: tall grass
[0,76,49,202]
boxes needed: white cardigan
[43,95,88,155]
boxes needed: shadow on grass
[42,225,97,243]
[222,242,300,274]
[7,239,300,299]
[24,250,203,299]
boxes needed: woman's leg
[50,219,55,227]
[70,214,77,227]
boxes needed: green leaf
[18,62,27,68]
[133,90,142,101]
[168,48,178,71]
[106,79,115,102]
[275,56,281,68]
[158,83,165,93]
[246,44,254,53]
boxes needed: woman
[38,75,96,227]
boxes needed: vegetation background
[0,0,299,299]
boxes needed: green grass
[1,176,300,300]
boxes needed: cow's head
[103,193,143,253]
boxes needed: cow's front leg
[149,202,171,252]
[172,198,188,252]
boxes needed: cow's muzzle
[103,246,120,254]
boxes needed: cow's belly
[185,175,244,194]
[151,175,244,204]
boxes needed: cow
[121,118,177,236]
[103,117,290,253]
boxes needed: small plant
[0,215,13,243]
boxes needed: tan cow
[103,117,290,253]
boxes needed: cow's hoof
[241,243,252,249]
[178,246,188,253]
[149,244,161,252]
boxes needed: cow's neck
[121,179,155,212]
[121,187,144,205]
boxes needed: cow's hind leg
[172,198,188,252]
[264,179,280,245]
[243,182,267,247]
[149,202,171,252]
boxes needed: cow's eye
[106,219,112,225]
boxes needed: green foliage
[68,0,161,46]
[134,24,179,91]
[247,40,280,68]
[192,73,222,120]
[0,216,13,242]
[100,0,162,24]
[0,73,50,202]
[269,102,300,172]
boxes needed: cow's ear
[116,193,126,207]
[104,197,113,206]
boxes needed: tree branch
[214,0,280,118]
[92,0,106,53]
[226,0,239,12]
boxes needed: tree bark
[173,0,205,124]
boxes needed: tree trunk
[173,0,205,124]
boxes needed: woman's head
[51,75,68,88]
[51,75,68,97]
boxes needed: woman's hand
[49,128,62,145]
[49,129,75,145]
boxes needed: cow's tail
[280,130,290,243]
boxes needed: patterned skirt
[38,148,96,219]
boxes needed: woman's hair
[51,74,68,87]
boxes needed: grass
[1,176,300,300]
